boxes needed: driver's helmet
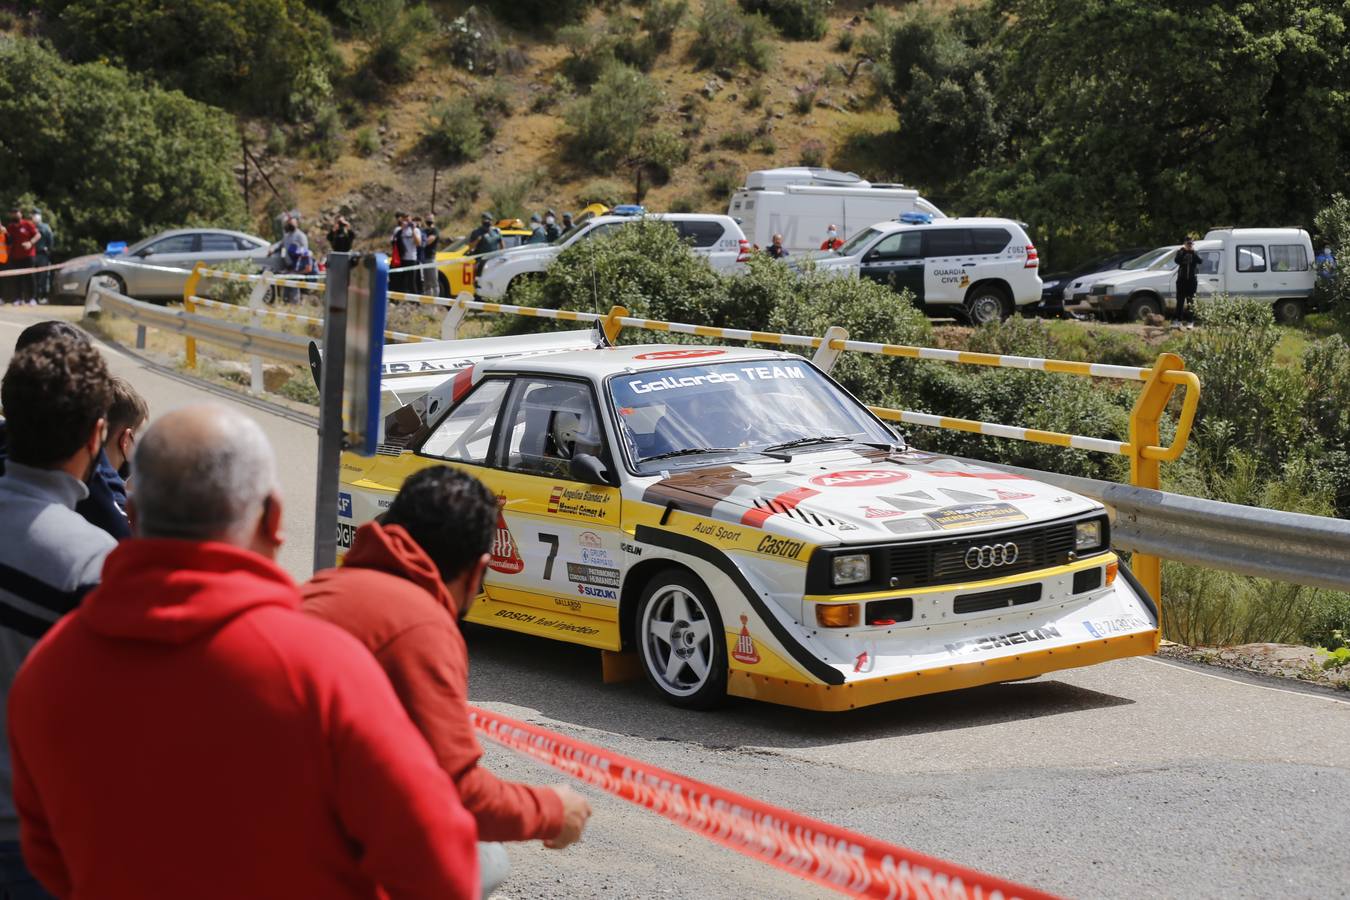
[550,408,600,459]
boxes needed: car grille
[884,521,1078,590]
[953,584,1042,615]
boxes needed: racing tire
[1126,294,1161,322]
[964,284,1011,326]
[636,569,728,710]
[1272,298,1304,325]
[437,272,451,298]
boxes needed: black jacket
[1174,247,1202,282]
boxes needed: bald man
[7,405,479,900]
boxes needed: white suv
[476,213,750,299]
[812,217,1042,324]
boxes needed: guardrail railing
[134,271,1206,603]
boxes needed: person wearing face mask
[74,376,148,540]
[0,331,116,896]
[302,466,592,899]
[543,209,561,243]
[31,210,54,304]
[820,224,844,251]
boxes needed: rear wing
[379,328,603,414]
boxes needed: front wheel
[1272,298,1304,325]
[636,569,728,709]
[1126,294,1161,322]
[964,285,1010,325]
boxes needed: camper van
[728,168,946,254]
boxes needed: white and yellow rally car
[339,333,1160,711]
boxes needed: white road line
[1141,655,1350,705]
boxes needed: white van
[812,217,1042,323]
[1088,228,1318,323]
[727,167,945,254]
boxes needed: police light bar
[898,212,933,225]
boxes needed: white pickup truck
[1088,228,1318,323]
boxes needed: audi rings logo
[964,542,1019,570]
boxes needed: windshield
[608,358,899,472]
[1147,246,1184,271]
[555,221,590,245]
[835,227,882,257]
[1123,247,1174,270]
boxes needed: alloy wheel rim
[641,585,714,696]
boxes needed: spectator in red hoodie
[3,210,39,306]
[302,466,593,897]
[7,405,478,900]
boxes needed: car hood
[60,253,104,271]
[1102,268,1174,289]
[638,449,1098,543]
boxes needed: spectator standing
[3,210,39,306]
[0,332,117,897]
[31,211,53,304]
[420,214,440,295]
[391,213,422,294]
[527,214,547,245]
[327,216,355,254]
[561,211,574,234]
[302,467,592,898]
[74,376,148,541]
[1316,244,1336,279]
[543,210,561,243]
[767,233,791,260]
[468,213,501,277]
[1172,238,1201,325]
[820,224,843,251]
[7,405,479,900]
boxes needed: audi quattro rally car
[338,338,1160,711]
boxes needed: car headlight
[831,553,871,586]
[1075,520,1105,552]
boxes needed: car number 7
[538,533,559,580]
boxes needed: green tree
[40,0,336,120]
[562,64,664,170]
[0,38,244,255]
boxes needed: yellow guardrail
[178,271,1199,605]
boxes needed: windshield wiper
[643,446,789,464]
[762,435,856,453]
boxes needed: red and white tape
[0,260,65,276]
[469,706,1060,900]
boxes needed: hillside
[256,1,938,246]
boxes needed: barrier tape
[469,706,1059,900]
[0,260,65,276]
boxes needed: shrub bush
[562,64,664,169]
[799,138,828,167]
[445,4,502,75]
[421,96,486,166]
[577,180,627,209]
[692,0,774,72]
[353,126,380,157]
[739,0,831,41]
[704,159,743,199]
[485,0,591,30]
[0,37,243,255]
[348,0,435,87]
[488,173,539,222]
[635,130,689,184]
[718,128,756,151]
[641,0,688,51]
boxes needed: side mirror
[569,452,615,487]
[137,248,153,258]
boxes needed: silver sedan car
[56,228,276,302]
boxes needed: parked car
[1088,228,1318,323]
[56,228,273,302]
[728,167,945,255]
[476,212,750,300]
[811,217,1042,324]
[1036,247,1149,316]
[434,223,535,297]
[1056,246,1177,311]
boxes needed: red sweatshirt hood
[342,522,460,616]
[80,539,301,643]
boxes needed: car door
[198,232,248,269]
[129,233,199,297]
[860,230,924,303]
[921,227,976,306]
[457,376,624,642]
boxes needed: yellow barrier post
[1127,351,1186,615]
[602,305,628,344]
[182,263,205,370]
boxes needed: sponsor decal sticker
[492,608,600,636]
[581,548,615,567]
[1083,615,1149,638]
[756,535,806,559]
[732,615,761,664]
[621,541,643,556]
[626,364,807,395]
[862,505,905,519]
[489,507,525,575]
[633,348,725,360]
[566,562,621,588]
[578,531,603,549]
[337,492,353,518]
[993,488,1036,501]
[924,502,1027,530]
[945,625,1062,655]
[577,584,619,601]
[810,470,910,488]
[693,521,742,543]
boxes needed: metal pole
[312,252,352,573]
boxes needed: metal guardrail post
[602,305,629,344]
[182,263,205,369]
[443,293,471,339]
[811,327,849,373]
[1127,351,1185,618]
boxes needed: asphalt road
[3,306,1346,899]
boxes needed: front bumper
[730,555,1158,711]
